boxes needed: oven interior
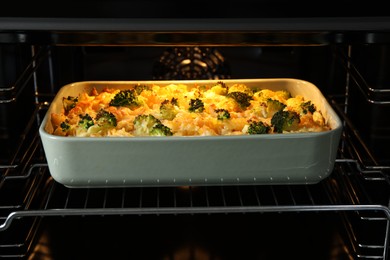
[1,19,390,259]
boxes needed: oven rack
[335,46,390,105]
[0,47,390,259]
[0,46,49,104]
[1,97,390,259]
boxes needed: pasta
[50,81,330,137]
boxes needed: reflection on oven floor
[28,213,353,260]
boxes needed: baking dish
[39,78,342,188]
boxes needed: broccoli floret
[62,96,78,113]
[150,123,173,136]
[197,85,209,92]
[78,114,94,130]
[60,121,71,132]
[266,98,286,117]
[133,114,173,136]
[188,98,205,113]
[271,110,300,133]
[215,108,230,120]
[134,84,152,95]
[226,91,252,109]
[109,89,140,109]
[133,114,161,136]
[209,81,229,95]
[301,101,316,114]
[228,83,253,96]
[217,81,228,89]
[95,109,117,128]
[160,98,179,120]
[276,90,292,100]
[247,120,271,135]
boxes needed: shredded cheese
[50,82,330,137]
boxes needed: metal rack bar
[1,204,389,233]
[1,159,389,224]
[330,96,388,175]
[335,46,390,105]
[0,103,48,186]
[0,46,49,104]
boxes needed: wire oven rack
[1,46,390,259]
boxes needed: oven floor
[28,212,353,260]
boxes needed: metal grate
[0,46,49,104]
[335,46,390,105]
[0,102,389,259]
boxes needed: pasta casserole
[50,81,330,137]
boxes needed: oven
[1,3,390,259]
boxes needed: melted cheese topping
[50,82,330,137]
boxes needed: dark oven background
[1,27,390,260]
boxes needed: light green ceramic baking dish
[39,78,342,188]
